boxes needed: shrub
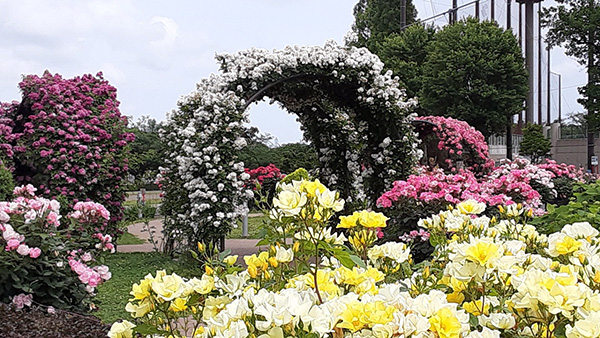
[0,72,134,240]
[0,165,14,201]
[244,164,285,209]
[0,185,114,311]
[416,116,495,174]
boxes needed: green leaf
[134,323,162,335]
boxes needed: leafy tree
[420,18,528,138]
[350,0,418,53]
[542,0,600,131]
[378,24,436,102]
[519,123,552,163]
[126,116,165,189]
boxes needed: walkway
[117,218,266,258]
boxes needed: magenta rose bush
[244,164,285,208]
[417,116,495,174]
[0,71,134,239]
[0,185,114,311]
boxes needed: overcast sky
[0,0,587,145]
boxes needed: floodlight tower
[516,0,543,124]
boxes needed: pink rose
[6,239,21,250]
[17,244,31,256]
[29,247,41,258]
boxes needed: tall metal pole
[518,3,524,126]
[452,0,458,23]
[537,2,543,124]
[558,73,562,123]
[506,0,513,160]
[525,0,535,124]
[476,0,480,19]
[547,47,551,123]
[491,0,495,21]
[400,0,407,30]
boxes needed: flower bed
[110,179,600,338]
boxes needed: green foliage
[0,165,14,200]
[542,0,600,130]
[280,168,310,185]
[378,24,436,102]
[519,123,552,163]
[420,18,528,137]
[238,142,319,174]
[532,181,600,234]
[126,116,165,190]
[116,232,146,245]
[350,0,418,53]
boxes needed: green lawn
[228,214,269,239]
[116,231,146,245]
[94,252,202,323]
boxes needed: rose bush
[0,185,114,311]
[0,71,134,239]
[245,164,285,209]
[416,116,495,174]
[112,180,600,338]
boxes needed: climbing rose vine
[160,41,420,251]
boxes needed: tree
[519,123,552,163]
[420,18,528,138]
[542,0,600,131]
[378,24,436,103]
[126,116,165,189]
[350,0,418,53]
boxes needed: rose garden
[2,15,600,338]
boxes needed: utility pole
[537,1,543,124]
[491,0,495,21]
[587,0,596,172]
[451,0,458,24]
[547,47,551,124]
[400,0,407,30]
[476,0,480,19]
[506,0,513,160]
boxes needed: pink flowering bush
[417,116,495,174]
[0,185,113,311]
[0,71,134,240]
[244,164,285,208]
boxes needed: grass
[228,214,269,239]
[94,252,202,323]
[116,231,146,245]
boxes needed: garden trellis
[160,41,420,251]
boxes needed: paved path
[117,218,266,258]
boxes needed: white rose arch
[160,41,421,252]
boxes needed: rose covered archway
[160,41,421,251]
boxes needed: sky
[0,0,588,145]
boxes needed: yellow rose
[338,300,365,332]
[300,179,327,198]
[273,190,307,216]
[456,199,486,215]
[151,273,185,301]
[338,213,359,229]
[463,300,490,316]
[275,246,294,263]
[130,279,152,301]
[169,297,188,312]
[108,320,136,338]
[125,299,152,318]
[223,255,238,265]
[429,308,462,338]
[357,210,389,228]
[465,240,502,266]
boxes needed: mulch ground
[0,303,111,338]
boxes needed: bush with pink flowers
[376,158,573,242]
[244,164,285,208]
[0,185,114,311]
[0,71,134,240]
[416,116,495,174]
